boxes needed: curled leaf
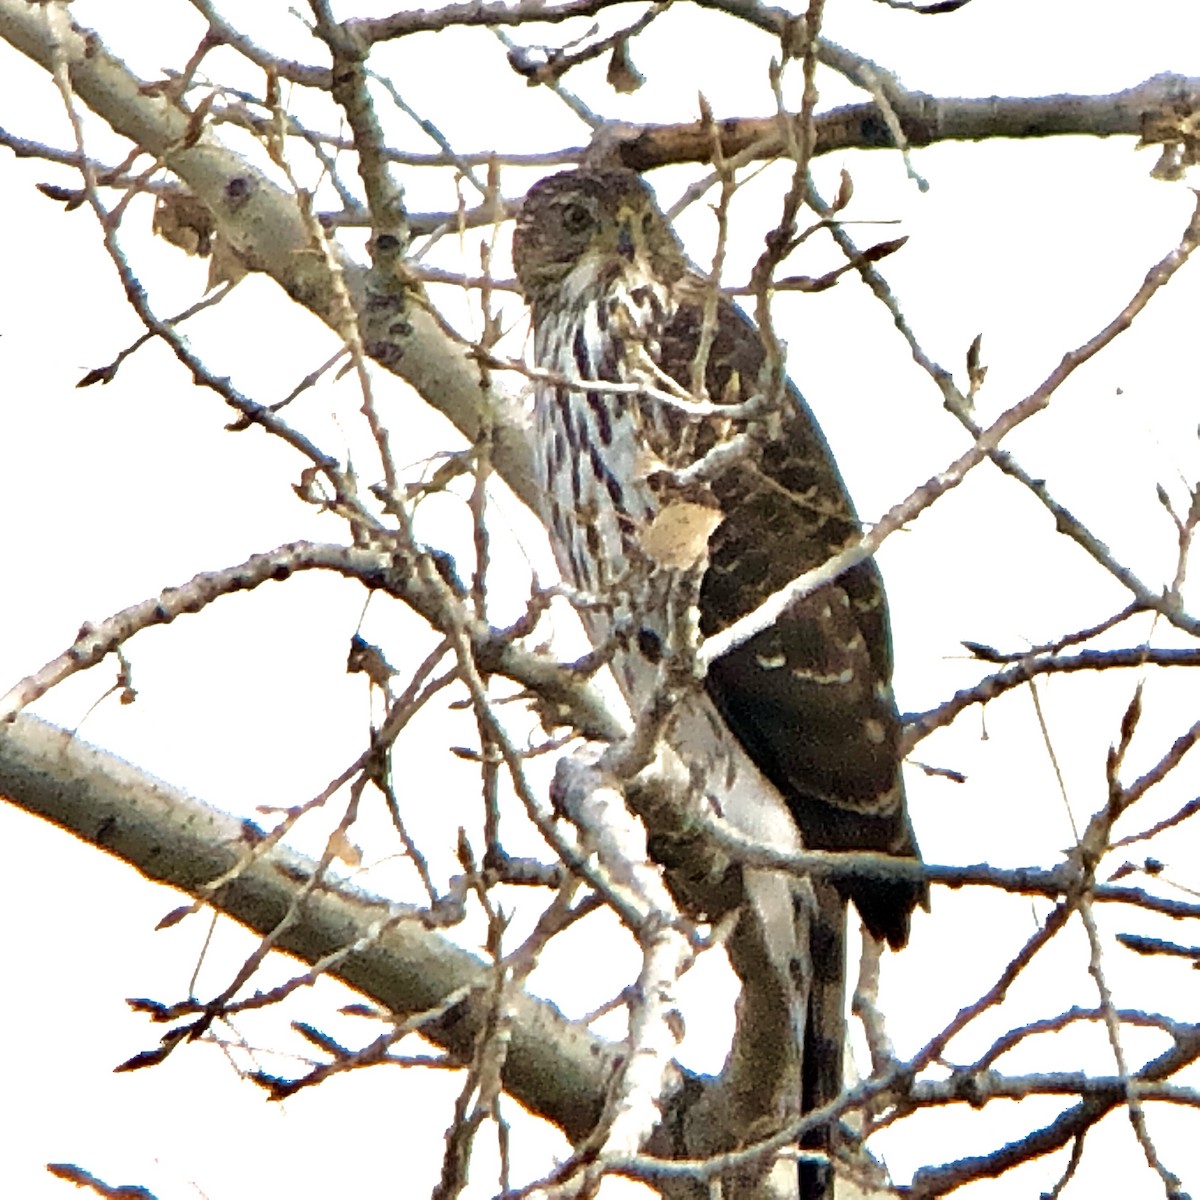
[153,191,215,257]
[833,168,854,212]
[639,500,722,569]
[606,36,644,94]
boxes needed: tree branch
[0,0,540,514]
[0,540,626,742]
[0,713,616,1144]
[605,74,1200,170]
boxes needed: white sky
[2,1,1200,1197]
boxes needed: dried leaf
[719,369,741,407]
[966,333,987,392]
[639,500,722,569]
[346,635,395,688]
[606,36,644,94]
[833,168,854,212]
[207,235,247,289]
[294,464,323,503]
[153,191,215,257]
[328,828,362,868]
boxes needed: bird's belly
[535,379,802,857]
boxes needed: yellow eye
[561,202,593,234]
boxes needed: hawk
[514,168,925,1197]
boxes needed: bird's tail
[799,879,847,1200]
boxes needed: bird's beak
[619,218,638,260]
[616,216,636,261]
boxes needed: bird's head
[512,169,686,313]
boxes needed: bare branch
[0,541,625,743]
[0,713,618,1143]
[701,192,1200,668]
[604,73,1200,169]
[902,644,1200,752]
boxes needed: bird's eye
[641,211,655,235]
[561,202,593,234]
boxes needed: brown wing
[658,288,926,949]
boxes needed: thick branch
[0,712,823,1198]
[0,1,540,513]
[605,74,1200,170]
[0,713,615,1144]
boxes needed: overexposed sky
[2,2,1200,1197]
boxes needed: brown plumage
[514,168,925,1197]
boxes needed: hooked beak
[616,217,636,261]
